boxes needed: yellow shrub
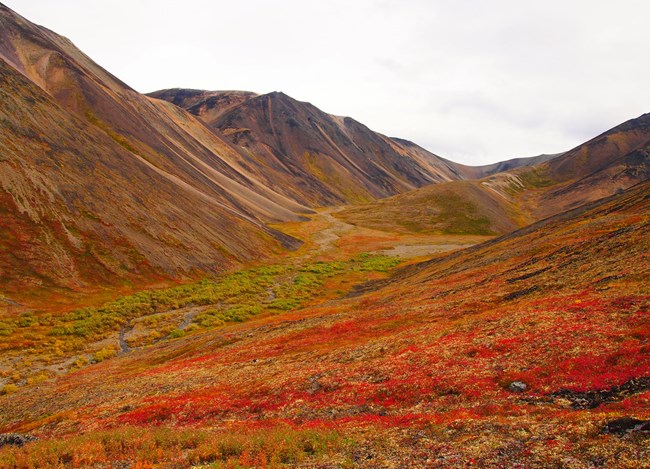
[0,383,18,395]
[93,347,117,363]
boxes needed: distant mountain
[472,152,562,176]
[149,88,478,206]
[151,89,568,207]
[339,114,650,235]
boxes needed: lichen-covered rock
[0,433,38,448]
[508,381,527,393]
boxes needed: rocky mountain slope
[149,88,474,206]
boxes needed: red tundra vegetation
[1,180,648,467]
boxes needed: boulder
[509,381,528,393]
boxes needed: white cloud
[9,0,650,164]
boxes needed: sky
[9,0,650,165]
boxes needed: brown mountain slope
[338,114,650,235]
[0,4,311,223]
[0,4,310,297]
[149,89,486,206]
[534,112,650,217]
[0,59,297,297]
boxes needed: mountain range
[0,3,547,297]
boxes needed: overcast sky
[9,0,650,164]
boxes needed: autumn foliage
[1,182,649,467]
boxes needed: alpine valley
[0,3,648,468]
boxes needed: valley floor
[0,208,487,391]
[1,192,649,468]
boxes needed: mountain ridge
[150,88,556,207]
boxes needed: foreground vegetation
[0,425,348,468]
[1,184,649,467]
[0,253,401,395]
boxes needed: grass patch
[355,253,402,272]
[518,166,556,189]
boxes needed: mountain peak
[153,87,487,205]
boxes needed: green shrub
[17,312,36,328]
[300,261,346,276]
[269,298,301,311]
[355,253,401,272]
[0,321,15,336]
[169,329,185,339]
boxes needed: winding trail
[312,208,354,253]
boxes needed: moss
[518,167,556,189]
